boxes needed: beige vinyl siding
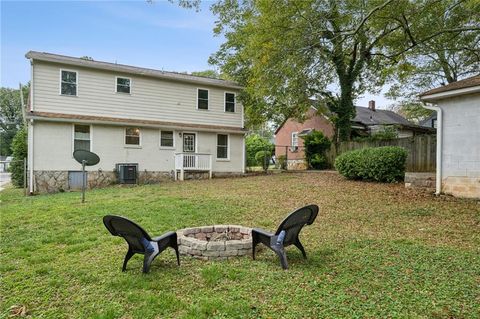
[33,62,243,128]
[33,121,244,172]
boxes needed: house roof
[353,106,412,126]
[420,113,437,127]
[26,111,247,134]
[25,51,243,90]
[274,104,432,135]
[420,75,480,97]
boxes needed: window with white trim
[74,125,90,151]
[125,128,140,145]
[225,92,235,112]
[217,134,229,159]
[116,77,131,94]
[291,132,299,147]
[61,70,77,96]
[160,130,174,147]
[197,89,209,110]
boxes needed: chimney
[368,100,376,111]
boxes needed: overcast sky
[1,0,395,108]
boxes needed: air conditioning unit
[116,163,138,184]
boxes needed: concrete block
[191,241,207,251]
[218,250,238,257]
[203,250,220,257]
[207,241,225,251]
[214,225,229,232]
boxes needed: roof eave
[26,112,247,134]
[25,51,243,90]
[420,85,480,102]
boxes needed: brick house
[274,107,334,169]
[275,100,432,170]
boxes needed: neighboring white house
[420,75,480,199]
[25,51,246,193]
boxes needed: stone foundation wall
[34,171,69,193]
[287,159,308,170]
[88,171,116,189]
[405,172,436,191]
[176,171,210,180]
[442,176,480,199]
[33,169,249,194]
[212,172,244,178]
[138,170,173,184]
[33,170,174,194]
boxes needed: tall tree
[209,0,478,141]
[0,84,29,156]
[386,0,479,122]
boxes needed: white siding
[33,121,244,173]
[33,62,243,128]
[438,94,480,178]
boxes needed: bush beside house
[246,134,274,167]
[335,146,408,182]
[255,150,271,172]
[302,130,331,169]
[9,127,27,187]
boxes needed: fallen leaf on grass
[9,305,27,317]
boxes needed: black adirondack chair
[103,215,180,273]
[252,204,319,269]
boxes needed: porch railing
[174,153,212,180]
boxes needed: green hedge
[334,146,408,183]
[9,127,27,187]
[255,150,271,172]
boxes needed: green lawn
[1,172,479,318]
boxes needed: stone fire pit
[177,225,252,260]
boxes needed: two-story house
[25,51,246,193]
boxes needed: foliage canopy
[209,0,479,140]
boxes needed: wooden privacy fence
[326,135,436,172]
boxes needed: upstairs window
[61,70,77,96]
[160,130,174,147]
[125,128,140,146]
[217,134,229,159]
[197,89,209,110]
[116,77,131,94]
[225,92,235,112]
[291,132,299,147]
[74,125,90,151]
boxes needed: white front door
[183,133,196,152]
[183,133,196,168]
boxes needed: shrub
[277,155,287,169]
[9,127,27,187]
[246,134,274,167]
[353,126,398,142]
[302,130,331,169]
[255,150,271,172]
[334,146,408,183]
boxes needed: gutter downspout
[422,102,442,195]
[28,119,34,194]
[28,59,35,194]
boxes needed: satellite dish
[73,150,100,166]
[72,150,100,204]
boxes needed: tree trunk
[337,80,356,142]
